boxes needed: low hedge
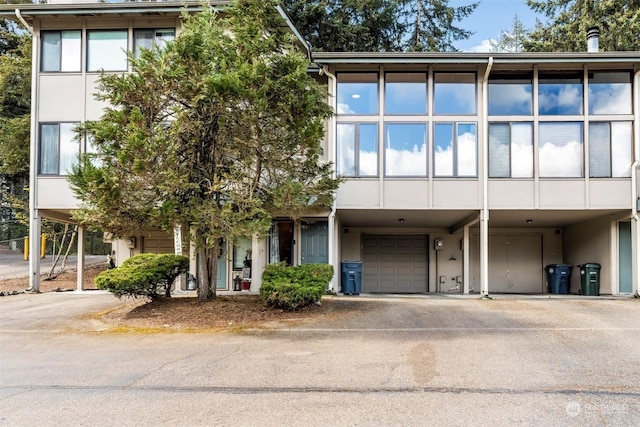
[260,263,333,311]
[95,253,189,300]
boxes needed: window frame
[133,28,176,57]
[40,30,82,73]
[336,73,380,116]
[383,122,428,177]
[86,29,129,72]
[336,122,379,178]
[433,121,478,178]
[433,72,477,115]
[38,122,80,176]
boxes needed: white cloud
[589,84,632,114]
[464,39,492,53]
[539,140,583,177]
[385,143,427,176]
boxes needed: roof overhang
[312,51,640,67]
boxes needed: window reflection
[588,72,632,115]
[336,123,378,177]
[434,73,476,115]
[489,123,533,178]
[589,122,632,178]
[538,73,583,115]
[434,123,477,177]
[87,30,128,71]
[488,74,532,115]
[385,123,427,176]
[385,73,427,114]
[538,122,583,177]
[337,73,378,114]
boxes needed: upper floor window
[39,123,78,175]
[589,122,632,178]
[134,29,175,57]
[488,73,532,116]
[384,73,427,115]
[588,72,632,115]
[337,122,378,177]
[538,72,583,115]
[384,123,427,176]
[489,122,533,178]
[538,122,583,177]
[434,122,477,177]
[41,30,81,72]
[87,30,128,72]
[337,73,378,115]
[434,73,476,115]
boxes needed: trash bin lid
[579,263,601,269]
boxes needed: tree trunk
[197,240,219,301]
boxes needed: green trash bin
[578,263,601,296]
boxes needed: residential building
[2,1,638,296]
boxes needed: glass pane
[39,124,59,174]
[538,73,583,115]
[134,30,154,57]
[434,73,476,114]
[87,30,128,71]
[41,32,61,72]
[59,123,78,175]
[337,82,378,114]
[511,123,533,178]
[611,122,632,178]
[488,75,532,115]
[155,29,175,47]
[60,31,81,72]
[489,123,509,177]
[539,122,583,177]
[457,123,477,176]
[385,123,427,176]
[589,122,611,178]
[336,123,355,176]
[434,123,454,176]
[385,73,427,114]
[359,123,378,177]
[589,72,632,115]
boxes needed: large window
[489,123,533,178]
[434,73,476,115]
[337,73,378,115]
[488,74,532,116]
[538,72,583,115]
[384,123,427,176]
[41,30,81,72]
[337,123,378,177]
[538,122,583,177]
[434,122,477,177]
[87,30,128,72]
[134,29,175,57]
[385,73,427,115]
[588,72,632,115]
[39,123,79,175]
[589,122,632,178]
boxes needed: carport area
[336,208,638,296]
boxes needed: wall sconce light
[526,219,533,224]
[398,218,405,224]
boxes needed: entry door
[216,240,227,290]
[301,221,328,264]
[472,234,543,293]
[619,221,632,293]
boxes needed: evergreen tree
[68,0,339,300]
[524,0,640,52]
[490,15,529,52]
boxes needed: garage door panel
[362,234,428,293]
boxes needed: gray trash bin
[545,264,572,294]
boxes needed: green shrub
[95,253,189,299]
[260,263,333,310]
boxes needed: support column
[480,210,490,297]
[463,225,470,294]
[76,225,85,291]
[28,213,41,292]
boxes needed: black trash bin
[341,261,362,295]
[545,264,572,294]
[578,263,601,296]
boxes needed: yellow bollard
[24,236,29,260]
[41,234,46,259]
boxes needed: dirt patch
[0,263,106,294]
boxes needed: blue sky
[450,0,546,52]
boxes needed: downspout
[16,9,41,292]
[320,65,338,292]
[631,69,640,295]
[480,57,494,298]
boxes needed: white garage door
[362,234,428,293]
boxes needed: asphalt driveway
[1,292,639,426]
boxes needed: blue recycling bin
[545,264,573,294]
[341,261,362,295]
